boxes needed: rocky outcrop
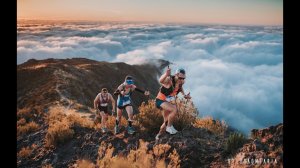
[18,124,230,168]
[228,123,283,168]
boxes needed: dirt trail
[53,69,93,118]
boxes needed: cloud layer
[18,21,283,134]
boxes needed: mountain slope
[17,58,283,168]
[17,58,168,113]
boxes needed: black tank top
[100,94,109,103]
[159,76,182,96]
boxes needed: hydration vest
[156,76,182,101]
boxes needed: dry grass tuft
[96,139,180,168]
[66,114,94,128]
[17,144,37,158]
[193,116,228,135]
[75,159,96,168]
[17,107,40,121]
[224,132,247,156]
[45,121,74,147]
[42,164,53,168]
[104,114,128,130]
[17,121,40,137]
[17,108,33,120]
[136,99,198,134]
[168,149,181,168]
[174,98,198,130]
[17,118,26,126]
[153,143,172,158]
[45,106,94,147]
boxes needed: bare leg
[104,114,108,128]
[155,102,177,138]
[116,108,123,125]
[114,108,123,134]
[100,111,106,128]
[125,105,136,134]
[160,102,177,127]
[100,112,108,128]
[94,112,101,127]
[125,105,133,121]
[158,110,170,135]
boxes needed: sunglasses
[126,79,134,84]
[178,77,185,80]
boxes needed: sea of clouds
[17,21,283,134]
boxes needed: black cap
[176,68,185,75]
[125,75,133,80]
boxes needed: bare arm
[94,94,100,109]
[159,67,171,84]
[109,94,116,112]
[113,84,124,96]
[159,73,169,84]
[181,88,191,99]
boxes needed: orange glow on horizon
[17,0,283,26]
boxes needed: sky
[17,0,283,25]
[17,21,283,134]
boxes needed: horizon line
[17,18,283,27]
